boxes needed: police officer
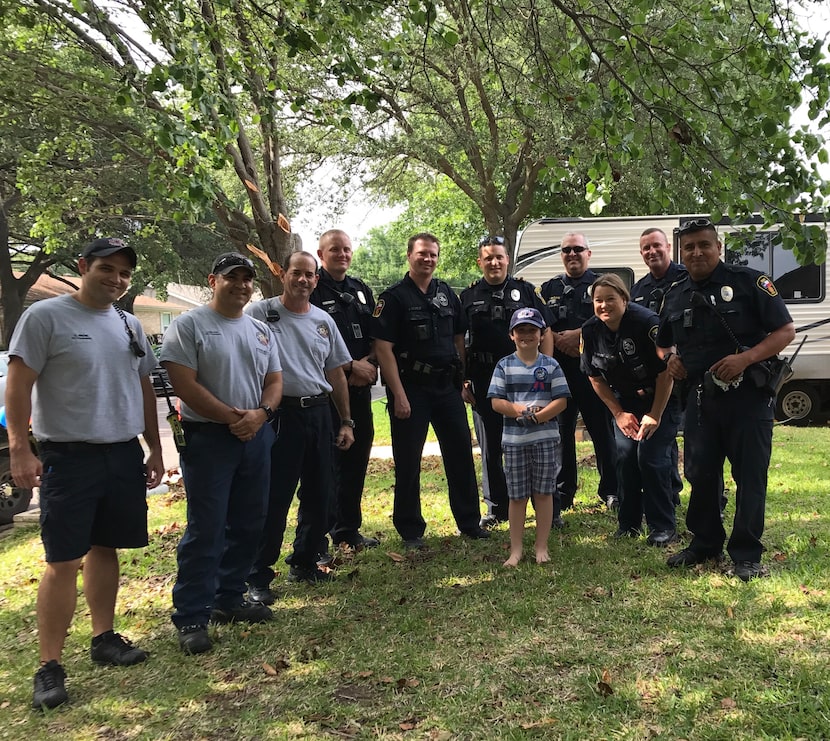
[540,233,618,510]
[656,219,794,581]
[372,232,489,549]
[311,229,379,550]
[461,236,553,528]
[581,274,679,546]
[631,228,687,312]
[631,227,687,504]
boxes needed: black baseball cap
[82,237,137,268]
[211,252,256,277]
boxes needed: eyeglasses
[478,235,506,248]
[561,245,587,255]
[677,218,717,235]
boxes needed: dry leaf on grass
[262,658,290,676]
[399,717,420,730]
[720,697,737,709]
[387,551,407,562]
[597,668,613,696]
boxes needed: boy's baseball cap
[509,307,546,331]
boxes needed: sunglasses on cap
[478,235,506,248]
[212,253,256,275]
[677,218,717,235]
[561,245,587,255]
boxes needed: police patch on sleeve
[372,299,385,318]
[648,325,659,344]
[756,275,778,297]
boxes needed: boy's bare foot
[536,550,550,564]
[503,553,522,567]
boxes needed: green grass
[0,427,829,739]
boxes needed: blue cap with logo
[509,307,546,331]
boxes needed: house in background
[20,273,199,339]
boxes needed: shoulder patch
[648,325,659,344]
[756,275,778,297]
[372,299,385,318]
[468,279,477,288]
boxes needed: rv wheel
[775,382,819,426]
[0,452,33,525]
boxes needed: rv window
[724,230,824,303]
[593,267,635,290]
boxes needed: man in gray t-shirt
[161,252,282,655]
[6,237,163,710]
[246,251,354,598]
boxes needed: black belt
[38,438,138,454]
[469,351,497,365]
[281,394,329,408]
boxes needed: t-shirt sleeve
[8,306,50,374]
[487,360,507,400]
[549,360,571,400]
[325,316,353,370]
[159,314,198,370]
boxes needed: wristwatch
[340,418,356,428]
[259,405,276,423]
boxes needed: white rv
[513,215,830,424]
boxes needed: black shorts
[37,438,149,562]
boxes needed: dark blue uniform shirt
[310,268,376,361]
[371,274,465,367]
[581,303,665,400]
[631,262,687,314]
[656,262,792,379]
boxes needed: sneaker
[552,515,565,529]
[666,548,723,568]
[287,565,335,584]
[733,561,766,582]
[647,530,679,547]
[355,534,380,549]
[316,551,334,567]
[32,660,68,710]
[479,514,503,530]
[210,600,273,624]
[90,631,147,666]
[247,585,276,606]
[178,625,212,655]
[402,537,425,550]
[461,527,491,540]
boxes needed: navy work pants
[387,380,481,540]
[329,385,375,545]
[172,422,275,629]
[249,405,335,587]
[615,396,680,534]
[683,383,773,562]
[470,371,509,521]
[557,361,619,506]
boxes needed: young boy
[487,308,570,566]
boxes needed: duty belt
[469,351,497,365]
[281,394,329,408]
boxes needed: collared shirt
[310,268,375,361]
[581,303,665,399]
[656,262,792,378]
[631,261,687,313]
[371,274,465,366]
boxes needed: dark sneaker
[210,600,273,624]
[355,534,380,549]
[667,548,723,568]
[614,527,641,539]
[178,625,212,655]
[552,515,565,529]
[461,527,491,540]
[733,561,766,582]
[647,530,679,547]
[90,631,147,666]
[247,586,276,606]
[32,660,68,710]
[287,566,335,584]
[402,537,425,550]
[479,514,503,530]
[316,551,334,567]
